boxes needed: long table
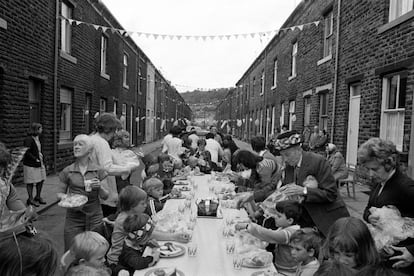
[134,175,278,276]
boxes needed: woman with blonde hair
[326,143,348,182]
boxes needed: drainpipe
[331,0,341,143]
[53,0,59,173]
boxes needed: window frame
[323,11,333,58]
[123,53,129,89]
[260,70,265,96]
[303,96,311,127]
[61,1,73,54]
[272,59,278,89]
[388,0,414,22]
[288,100,296,130]
[59,87,72,143]
[100,34,109,78]
[319,92,329,131]
[100,98,107,113]
[290,42,298,79]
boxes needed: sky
[101,0,299,92]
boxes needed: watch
[303,186,308,196]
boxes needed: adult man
[188,127,199,151]
[251,136,280,166]
[210,126,223,145]
[205,132,224,171]
[275,130,349,236]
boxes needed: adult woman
[23,123,46,207]
[359,138,414,272]
[222,135,239,170]
[112,130,140,193]
[232,149,279,202]
[89,113,130,217]
[326,143,348,181]
[58,135,109,250]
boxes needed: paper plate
[58,194,88,208]
[159,242,186,258]
[250,271,279,276]
[144,267,185,276]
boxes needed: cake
[197,199,219,217]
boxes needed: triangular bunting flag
[250,33,256,38]
[110,28,116,34]
[153,34,159,39]
[225,35,231,40]
[177,35,182,40]
[315,21,320,27]
[101,26,108,32]
[68,19,73,25]
[136,32,142,37]
[298,25,304,31]
[209,35,215,40]
[185,35,191,40]
[202,36,207,41]
[168,35,174,40]
[161,34,167,40]
[266,31,272,36]
[126,31,133,37]
[75,20,82,26]
[242,33,248,39]
[93,24,100,30]
[218,35,224,40]
[234,34,239,39]
[290,27,295,31]
[194,36,200,41]
[145,33,151,38]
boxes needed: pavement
[233,139,371,219]
[14,139,163,214]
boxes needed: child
[183,156,201,174]
[289,229,323,276]
[67,231,110,274]
[58,134,109,251]
[172,158,185,176]
[235,200,302,274]
[106,186,190,268]
[116,213,160,274]
[65,264,110,276]
[157,153,174,195]
[195,139,212,174]
[323,217,380,271]
[355,263,409,276]
[142,177,165,217]
[314,260,355,276]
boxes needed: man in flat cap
[275,130,349,236]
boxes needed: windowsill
[271,85,277,90]
[288,75,296,81]
[60,51,77,64]
[58,141,73,150]
[123,84,129,90]
[100,72,110,80]
[378,10,414,34]
[317,54,332,66]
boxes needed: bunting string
[61,16,320,41]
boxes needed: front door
[346,83,361,168]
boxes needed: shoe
[27,199,40,207]
[34,197,47,205]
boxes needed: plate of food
[58,193,88,208]
[177,186,191,192]
[193,172,204,176]
[159,242,186,258]
[174,180,189,185]
[144,267,184,276]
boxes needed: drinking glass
[178,204,185,214]
[233,254,243,270]
[187,242,197,256]
[226,239,235,254]
[184,198,192,209]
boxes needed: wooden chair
[338,165,355,198]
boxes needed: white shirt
[164,137,184,159]
[162,134,173,153]
[205,138,223,164]
[189,133,199,150]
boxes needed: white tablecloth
[134,175,278,276]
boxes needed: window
[138,66,142,95]
[280,102,285,127]
[252,77,256,95]
[100,98,107,113]
[100,35,108,75]
[323,11,333,58]
[290,42,298,78]
[113,100,118,115]
[380,73,407,151]
[137,107,141,134]
[260,70,265,95]
[319,93,328,131]
[272,59,278,88]
[28,79,42,125]
[84,94,91,134]
[304,97,311,127]
[147,75,151,100]
[61,2,73,54]
[59,87,72,142]
[122,103,127,130]
[123,53,129,88]
[260,109,264,134]
[389,0,414,21]
[289,101,295,130]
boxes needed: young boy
[142,177,165,217]
[290,229,322,276]
[115,213,160,274]
[235,200,302,274]
[183,156,201,174]
[157,154,174,195]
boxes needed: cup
[184,198,192,209]
[222,226,230,238]
[84,178,95,192]
[233,254,243,270]
[226,239,235,254]
[178,204,185,214]
[187,243,197,257]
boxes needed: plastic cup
[178,204,185,214]
[226,239,235,254]
[187,243,197,256]
[233,254,243,270]
[84,178,95,192]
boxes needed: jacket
[23,136,42,167]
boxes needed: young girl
[323,217,380,271]
[66,231,110,274]
[116,213,160,274]
[58,134,109,250]
[106,186,190,268]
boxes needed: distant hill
[181,88,230,128]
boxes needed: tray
[159,242,186,258]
